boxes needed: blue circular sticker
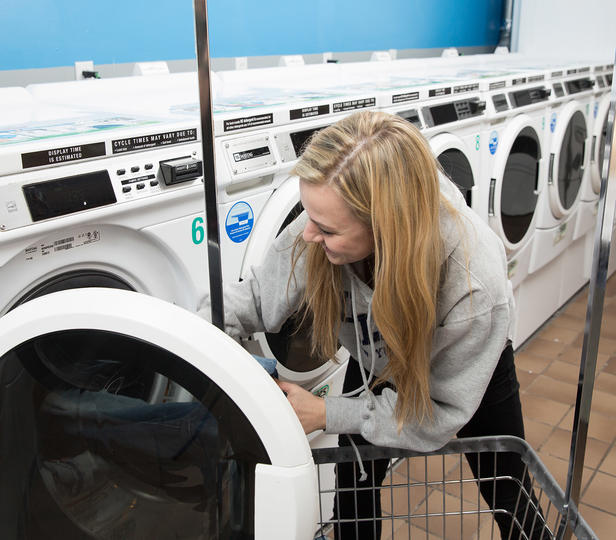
[225,201,254,243]
[550,113,557,133]
[489,131,499,155]
[594,102,599,119]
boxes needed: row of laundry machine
[0,52,613,538]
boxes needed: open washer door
[0,288,317,540]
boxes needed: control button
[122,186,132,193]
[136,183,145,190]
[117,169,126,176]
[131,166,140,173]
[150,180,159,187]
[145,163,154,170]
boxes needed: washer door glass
[501,126,540,244]
[557,110,587,209]
[1,329,268,539]
[263,203,330,373]
[437,148,474,207]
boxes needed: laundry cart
[0,288,318,539]
[311,436,597,539]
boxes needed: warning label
[224,113,274,132]
[332,98,376,113]
[24,229,101,261]
[112,129,197,154]
[290,105,330,120]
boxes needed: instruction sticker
[392,91,419,104]
[112,128,197,154]
[225,202,254,243]
[332,98,376,113]
[489,131,499,155]
[429,87,452,98]
[290,104,329,120]
[224,113,273,133]
[22,142,105,169]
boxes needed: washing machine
[0,111,209,317]
[0,287,317,539]
[373,72,487,219]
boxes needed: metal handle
[488,178,496,216]
[548,152,555,184]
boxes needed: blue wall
[1,0,503,71]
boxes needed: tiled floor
[323,274,616,539]
[513,273,616,539]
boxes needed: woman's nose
[303,220,322,244]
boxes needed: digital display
[232,146,271,162]
[565,78,592,94]
[492,94,509,112]
[290,127,324,157]
[428,103,457,126]
[509,87,548,107]
[596,76,605,89]
[553,83,565,98]
[23,170,116,222]
[397,109,422,128]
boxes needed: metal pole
[559,55,616,539]
[193,0,225,331]
[497,0,514,50]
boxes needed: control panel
[422,98,486,128]
[508,86,551,108]
[0,143,203,232]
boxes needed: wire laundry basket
[312,436,597,540]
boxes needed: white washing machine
[0,287,317,539]
[480,71,551,347]
[0,111,208,317]
[375,73,487,219]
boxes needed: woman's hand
[277,380,326,434]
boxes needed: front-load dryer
[0,287,318,539]
[0,112,208,319]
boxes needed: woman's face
[300,180,374,265]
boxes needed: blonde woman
[201,111,543,539]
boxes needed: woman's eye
[319,228,333,236]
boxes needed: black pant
[332,345,548,539]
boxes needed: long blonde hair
[292,110,447,426]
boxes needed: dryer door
[590,94,611,195]
[0,288,316,540]
[548,102,588,217]
[239,176,348,392]
[488,115,541,253]
[431,133,477,209]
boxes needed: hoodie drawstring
[341,275,378,482]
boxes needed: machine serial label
[24,229,101,261]
[551,70,563,78]
[454,83,479,94]
[112,129,197,154]
[332,98,376,112]
[528,75,545,83]
[224,113,274,132]
[489,80,506,90]
[21,142,106,169]
[392,91,419,104]
[289,104,330,120]
[429,87,452,97]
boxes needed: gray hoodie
[199,174,514,452]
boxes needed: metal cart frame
[312,436,596,539]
